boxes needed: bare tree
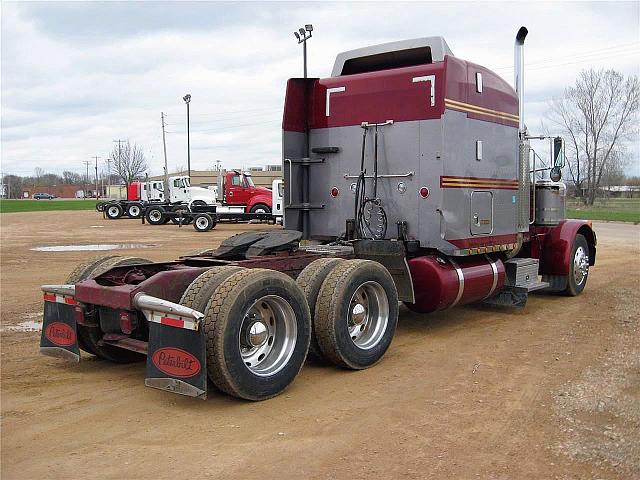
[33,167,44,187]
[109,140,148,185]
[547,69,639,204]
[62,170,82,184]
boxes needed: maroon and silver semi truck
[40,27,595,401]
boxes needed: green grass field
[567,197,640,223]
[0,199,98,214]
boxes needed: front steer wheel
[314,259,398,370]
[563,233,590,296]
[202,269,311,401]
[250,203,271,214]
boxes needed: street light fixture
[183,94,191,177]
[293,24,313,78]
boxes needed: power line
[493,45,639,73]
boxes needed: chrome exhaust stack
[514,26,528,134]
[514,26,530,235]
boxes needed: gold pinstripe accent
[454,242,518,256]
[445,98,519,123]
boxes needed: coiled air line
[354,122,389,240]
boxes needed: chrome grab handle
[284,158,293,205]
[343,171,414,180]
[361,120,394,128]
[133,293,205,321]
[41,284,76,296]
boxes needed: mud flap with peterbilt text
[144,311,208,400]
[40,293,80,362]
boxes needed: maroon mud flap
[40,294,80,362]
[144,313,207,400]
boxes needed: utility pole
[105,158,112,199]
[161,112,169,194]
[93,156,100,198]
[82,160,91,198]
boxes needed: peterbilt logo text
[44,322,76,347]
[151,348,201,378]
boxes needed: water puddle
[31,243,157,252]
[1,315,43,333]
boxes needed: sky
[1,1,639,179]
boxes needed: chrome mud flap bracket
[139,297,207,400]
[40,288,81,362]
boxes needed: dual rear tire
[302,259,399,369]
[180,267,311,400]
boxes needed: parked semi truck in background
[100,170,273,219]
[40,27,596,403]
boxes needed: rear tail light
[120,311,133,334]
[420,187,430,199]
[330,187,339,198]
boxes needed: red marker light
[419,187,430,199]
[330,187,339,198]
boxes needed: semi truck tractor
[100,176,217,220]
[40,27,596,402]
[101,171,273,220]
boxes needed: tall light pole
[293,24,313,240]
[183,94,191,178]
[293,24,313,78]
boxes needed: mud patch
[31,243,157,252]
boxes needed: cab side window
[231,175,242,186]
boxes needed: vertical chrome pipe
[514,26,528,133]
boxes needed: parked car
[33,193,55,200]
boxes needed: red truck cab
[223,171,273,213]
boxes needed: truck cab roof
[331,36,454,77]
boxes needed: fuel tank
[406,255,505,313]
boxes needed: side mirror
[553,137,565,168]
[550,166,562,182]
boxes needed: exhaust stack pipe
[514,26,528,133]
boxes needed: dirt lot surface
[1,211,638,479]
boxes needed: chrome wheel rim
[195,217,209,230]
[107,206,119,217]
[149,210,161,222]
[129,206,140,216]
[573,246,589,286]
[347,281,389,350]
[239,295,297,376]
[254,207,267,214]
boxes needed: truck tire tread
[314,259,398,370]
[296,257,346,360]
[204,268,310,400]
